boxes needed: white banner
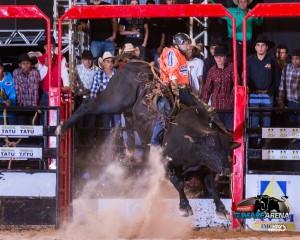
[0,125,43,137]
[262,128,300,139]
[245,174,300,231]
[0,147,42,160]
[0,172,56,197]
[262,149,300,160]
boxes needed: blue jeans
[90,40,115,64]
[288,101,300,127]
[40,91,49,106]
[217,112,233,132]
[150,120,164,146]
[249,93,273,127]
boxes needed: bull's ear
[229,141,241,150]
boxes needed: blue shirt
[90,69,116,98]
[0,72,16,106]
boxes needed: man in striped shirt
[277,48,300,127]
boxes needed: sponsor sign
[0,125,43,137]
[245,175,299,231]
[262,150,300,160]
[262,128,300,139]
[0,147,42,160]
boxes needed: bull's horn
[184,135,196,143]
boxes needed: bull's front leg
[203,174,229,219]
[168,169,193,217]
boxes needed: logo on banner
[280,150,287,159]
[292,128,299,137]
[233,195,290,219]
[267,150,275,159]
[280,128,287,137]
[292,151,300,159]
[267,128,275,137]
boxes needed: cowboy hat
[254,34,275,49]
[233,0,253,5]
[204,39,222,51]
[119,43,140,57]
[190,39,204,52]
[290,48,300,57]
[98,51,115,66]
[77,50,96,60]
[18,53,31,63]
[213,46,229,57]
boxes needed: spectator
[202,46,235,132]
[274,44,290,103]
[151,33,191,146]
[277,48,300,127]
[203,39,221,83]
[117,43,140,68]
[211,0,263,77]
[187,39,204,98]
[37,36,70,106]
[119,0,148,60]
[164,0,188,47]
[247,34,276,128]
[73,50,99,144]
[145,0,166,67]
[13,53,40,125]
[78,0,117,62]
[90,52,120,144]
[0,59,17,125]
[73,50,99,109]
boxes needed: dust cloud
[63,132,192,239]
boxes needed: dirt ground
[1,227,300,240]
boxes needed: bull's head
[185,132,241,176]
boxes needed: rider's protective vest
[159,47,189,85]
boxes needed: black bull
[57,61,240,217]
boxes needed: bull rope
[2,109,41,169]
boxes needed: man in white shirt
[187,39,204,98]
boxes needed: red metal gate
[240,2,300,229]
[57,3,241,227]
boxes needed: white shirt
[187,57,204,96]
[76,64,99,90]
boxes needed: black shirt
[81,2,114,42]
[119,18,147,46]
[146,18,166,49]
[247,52,277,95]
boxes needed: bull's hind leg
[56,99,94,135]
[168,171,193,217]
[203,174,229,219]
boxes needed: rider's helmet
[173,33,191,53]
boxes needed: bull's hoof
[216,209,230,220]
[179,207,193,217]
